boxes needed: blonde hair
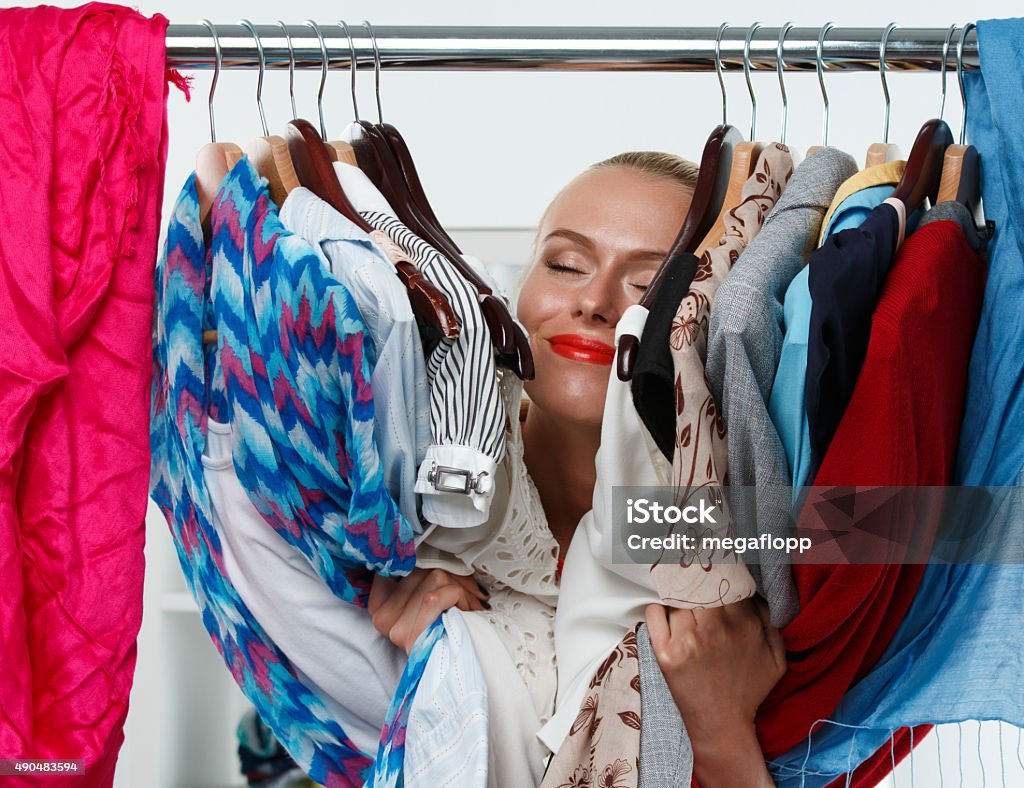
[518,151,699,300]
[590,150,699,193]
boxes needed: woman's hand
[369,568,488,655]
[645,597,786,788]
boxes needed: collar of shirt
[817,160,907,247]
[333,160,399,217]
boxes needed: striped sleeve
[363,211,505,529]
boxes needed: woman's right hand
[369,568,489,655]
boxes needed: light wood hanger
[197,20,243,347]
[936,25,982,218]
[865,24,902,169]
[806,23,835,159]
[695,141,763,257]
[195,21,243,230]
[240,20,299,209]
[695,24,764,257]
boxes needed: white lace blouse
[415,370,561,785]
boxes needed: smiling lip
[548,334,616,365]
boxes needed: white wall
[9,0,1024,785]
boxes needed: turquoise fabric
[769,185,897,502]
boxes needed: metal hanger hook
[957,23,976,145]
[338,21,360,121]
[939,24,957,120]
[200,19,221,142]
[879,22,897,144]
[714,23,729,125]
[305,20,330,138]
[239,19,269,136]
[277,21,297,120]
[816,22,834,147]
[363,21,384,123]
[776,22,794,144]
[743,22,762,140]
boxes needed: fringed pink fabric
[0,4,169,785]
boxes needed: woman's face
[517,165,693,429]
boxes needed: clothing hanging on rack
[804,197,908,481]
[332,161,509,532]
[279,186,430,536]
[768,161,907,502]
[772,18,1024,782]
[0,5,169,783]
[765,199,986,786]
[704,146,858,627]
[151,170,376,785]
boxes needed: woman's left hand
[645,597,786,788]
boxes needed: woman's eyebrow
[628,249,668,262]
[542,228,594,249]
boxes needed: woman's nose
[574,270,621,326]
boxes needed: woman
[370,151,786,787]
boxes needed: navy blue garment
[804,200,902,480]
[631,252,701,460]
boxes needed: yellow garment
[816,159,907,247]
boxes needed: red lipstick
[548,334,616,365]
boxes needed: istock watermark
[610,485,1024,567]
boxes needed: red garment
[0,4,168,784]
[755,219,985,772]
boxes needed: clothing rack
[165,25,979,73]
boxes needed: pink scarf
[0,4,169,784]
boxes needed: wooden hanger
[865,24,904,170]
[325,140,359,166]
[865,143,901,169]
[379,122,459,252]
[344,118,532,376]
[617,124,740,381]
[695,141,763,257]
[245,136,300,208]
[936,143,980,211]
[806,23,835,160]
[239,20,300,209]
[195,143,243,230]
[890,118,953,214]
[285,118,459,340]
[934,24,982,219]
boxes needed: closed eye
[546,260,584,274]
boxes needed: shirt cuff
[416,444,498,528]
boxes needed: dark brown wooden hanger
[617,124,741,381]
[345,119,533,379]
[379,122,461,252]
[286,118,459,340]
[375,121,535,378]
[891,118,954,214]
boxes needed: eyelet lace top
[416,369,560,718]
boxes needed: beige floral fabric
[650,143,794,607]
[540,626,642,788]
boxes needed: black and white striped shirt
[334,162,506,529]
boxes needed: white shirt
[540,304,753,755]
[201,418,406,756]
[279,187,429,534]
